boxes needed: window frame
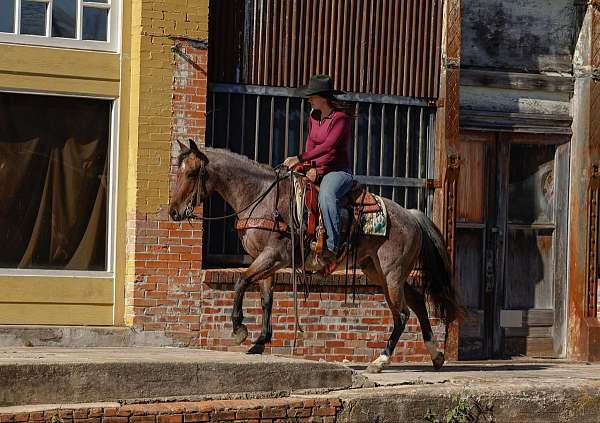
[0,89,120,277]
[0,0,120,52]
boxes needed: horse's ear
[188,139,209,163]
[177,139,189,152]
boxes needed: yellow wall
[0,0,209,327]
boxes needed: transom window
[0,0,119,51]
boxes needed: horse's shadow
[348,364,552,372]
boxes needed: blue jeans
[319,170,353,254]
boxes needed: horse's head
[169,139,210,221]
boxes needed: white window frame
[0,0,120,52]
[0,89,120,278]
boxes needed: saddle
[299,165,383,271]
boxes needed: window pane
[0,93,111,271]
[0,0,15,33]
[52,0,76,38]
[82,7,108,41]
[20,0,46,36]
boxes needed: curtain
[0,93,110,271]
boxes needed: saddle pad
[360,195,388,236]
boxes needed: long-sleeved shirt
[298,110,351,175]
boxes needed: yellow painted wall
[0,0,210,327]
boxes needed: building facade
[1,0,599,363]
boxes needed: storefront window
[0,92,110,271]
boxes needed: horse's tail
[409,209,465,325]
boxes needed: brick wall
[0,398,342,423]
[125,0,209,345]
[200,270,446,363]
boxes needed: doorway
[455,131,569,359]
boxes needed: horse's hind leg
[362,262,411,374]
[247,276,274,354]
[405,284,445,370]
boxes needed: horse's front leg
[231,250,284,345]
[247,276,274,354]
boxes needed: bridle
[181,161,289,222]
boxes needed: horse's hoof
[232,325,248,345]
[432,352,445,370]
[364,363,384,374]
[364,354,390,374]
[246,343,265,355]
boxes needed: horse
[169,140,463,373]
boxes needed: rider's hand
[283,156,301,169]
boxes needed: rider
[283,75,354,267]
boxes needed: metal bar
[426,0,436,97]
[323,0,337,78]
[366,0,375,92]
[379,104,385,196]
[269,96,274,165]
[285,97,290,156]
[408,0,418,96]
[315,0,324,74]
[354,175,431,188]
[353,103,359,174]
[299,0,308,85]
[289,0,297,86]
[300,99,305,153]
[277,0,286,86]
[398,0,407,95]
[415,0,425,98]
[359,0,368,92]
[333,0,343,85]
[271,0,279,85]
[402,0,412,96]
[405,106,411,205]
[417,108,425,209]
[207,83,432,106]
[352,0,361,92]
[421,0,431,97]
[389,0,399,95]
[372,0,381,93]
[433,0,443,98]
[309,0,318,77]
[251,0,259,83]
[383,0,394,94]
[367,103,373,176]
[262,0,271,85]
[392,105,398,201]
[240,94,246,155]
[254,96,260,161]
[340,0,349,90]
[225,92,231,149]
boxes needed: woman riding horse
[283,75,354,269]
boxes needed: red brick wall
[200,270,446,363]
[125,43,208,345]
[0,398,342,423]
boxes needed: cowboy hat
[296,74,345,97]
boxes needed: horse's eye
[187,172,198,179]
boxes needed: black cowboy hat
[296,74,345,97]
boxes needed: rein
[185,165,289,222]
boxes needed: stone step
[0,348,355,406]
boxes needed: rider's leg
[318,170,353,255]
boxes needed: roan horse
[169,140,462,373]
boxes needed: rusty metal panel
[224,0,442,98]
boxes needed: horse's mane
[177,146,276,177]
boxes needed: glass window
[51,0,76,39]
[0,0,15,33]
[0,92,111,271]
[20,0,46,36]
[83,6,108,41]
[0,0,118,51]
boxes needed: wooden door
[455,131,569,359]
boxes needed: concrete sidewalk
[2,348,600,422]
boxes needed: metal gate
[203,84,435,266]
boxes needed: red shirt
[298,110,351,175]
